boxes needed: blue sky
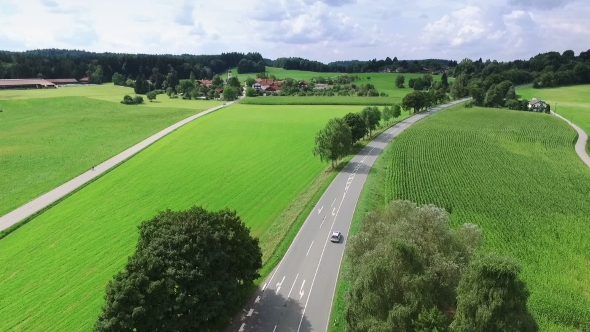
[0,0,588,63]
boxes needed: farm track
[552,111,590,168]
[0,98,241,233]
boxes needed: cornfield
[377,106,590,330]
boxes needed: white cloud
[0,0,587,62]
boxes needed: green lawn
[240,96,398,106]
[0,104,366,331]
[0,96,220,218]
[330,106,590,332]
[519,85,590,135]
[0,83,221,109]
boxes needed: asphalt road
[227,98,471,332]
[552,111,590,168]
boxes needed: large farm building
[0,78,87,89]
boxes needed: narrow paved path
[226,98,471,332]
[0,99,239,233]
[552,111,590,168]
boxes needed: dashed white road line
[247,309,254,317]
[239,323,245,332]
[318,206,323,214]
[306,241,314,256]
[320,216,326,228]
[287,274,299,299]
[331,198,336,207]
[331,207,336,216]
[297,191,347,332]
[255,296,261,303]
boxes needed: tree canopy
[313,118,353,168]
[402,91,427,114]
[94,206,262,332]
[345,201,482,332]
[451,254,538,332]
[343,112,368,142]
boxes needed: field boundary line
[0,99,240,235]
[552,111,590,168]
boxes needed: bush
[133,96,144,104]
[120,95,134,105]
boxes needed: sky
[0,0,588,63]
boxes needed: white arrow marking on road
[239,323,245,332]
[332,207,336,216]
[299,280,306,299]
[287,274,299,299]
[306,241,314,256]
[276,276,285,294]
[318,206,323,214]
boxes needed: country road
[0,98,242,233]
[226,98,471,332]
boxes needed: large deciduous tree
[112,72,124,86]
[392,104,402,119]
[451,254,538,332]
[223,85,238,100]
[345,201,482,332]
[313,118,353,168]
[343,112,368,142]
[402,91,427,114]
[94,207,262,332]
[360,106,381,137]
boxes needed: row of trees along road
[345,200,538,332]
[313,105,401,168]
[94,206,262,332]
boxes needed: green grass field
[0,95,221,218]
[0,104,371,331]
[519,85,590,136]
[330,106,590,332]
[0,83,221,109]
[240,96,398,106]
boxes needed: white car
[330,231,342,243]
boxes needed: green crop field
[519,85,590,136]
[331,106,590,332]
[0,95,221,218]
[0,103,373,331]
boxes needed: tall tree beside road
[392,104,402,119]
[441,72,449,89]
[451,254,538,332]
[381,106,393,125]
[360,106,381,137]
[313,118,353,168]
[343,112,368,142]
[94,207,262,332]
[402,91,427,114]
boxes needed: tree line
[0,49,263,83]
[313,105,401,168]
[268,56,455,74]
[448,49,590,109]
[344,200,538,332]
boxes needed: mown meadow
[519,84,590,135]
[0,103,374,331]
[331,106,590,332]
[0,95,221,218]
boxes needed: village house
[197,79,213,87]
[528,98,550,112]
[314,83,328,90]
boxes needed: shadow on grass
[223,286,312,332]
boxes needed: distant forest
[0,48,589,91]
[0,49,264,86]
